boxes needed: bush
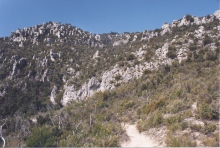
[185,14,194,22]
[118,61,124,67]
[206,51,217,61]
[203,137,219,147]
[126,54,135,61]
[167,50,177,59]
[166,132,196,147]
[165,114,182,126]
[190,124,202,132]
[141,98,166,115]
[143,69,151,75]
[26,126,56,147]
[203,35,212,45]
[141,84,147,90]
[189,43,196,51]
[170,99,188,114]
[204,123,216,134]
[114,74,122,81]
[180,122,188,130]
[198,103,212,119]
[120,100,135,109]
[144,50,155,61]
[168,45,176,51]
[152,111,163,127]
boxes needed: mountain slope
[0,10,219,147]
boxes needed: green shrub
[185,14,194,22]
[190,124,202,132]
[168,45,176,51]
[127,54,135,61]
[203,35,212,45]
[143,69,151,75]
[168,123,180,132]
[144,50,155,61]
[141,84,147,90]
[26,126,56,147]
[167,50,177,59]
[170,99,188,114]
[204,123,216,134]
[141,98,166,115]
[114,74,122,81]
[165,114,183,126]
[92,124,110,137]
[134,59,140,65]
[118,61,124,67]
[166,132,196,147]
[189,43,196,51]
[198,103,213,119]
[152,111,163,127]
[120,100,135,109]
[206,51,217,61]
[203,137,219,147]
[180,122,188,130]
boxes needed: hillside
[0,10,219,147]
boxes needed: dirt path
[121,123,162,147]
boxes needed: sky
[0,0,219,37]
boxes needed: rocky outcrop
[113,34,130,46]
[50,85,57,105]
[41,68,48,82]
[19,42,24,47]
[161,23,171,35]
[155,43,169,60]
[213,10,220,20]
[62,77,100,105]
[177,48,188,63]
[61,43,174,105]
[50,50,58,62]
[92,51,99,59]
[194,26,205,38]
[9,61,18,79]
[0,89,6,97]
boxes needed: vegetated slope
[0,11,219,147]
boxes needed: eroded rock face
[177,48,188,63]
[194,26,205,38]
[41,68,48,82]
[213,10,220,20]
[161,24,171,35]
[0,89,6,97]
[50,85,57,105]
[92,51,99,59]
[61,43,173,105]
[50,50,58,62]
[62,77,100,105]
[155,43,169,59]
[9,61,18,79]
